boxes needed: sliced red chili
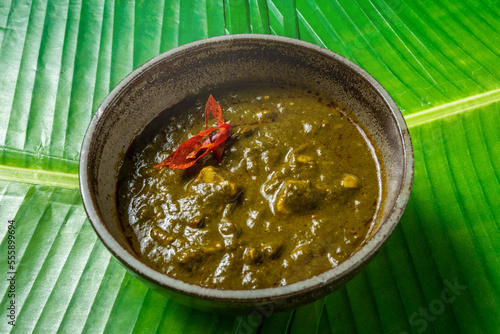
[205,94,225,128]
[154,95,231,169]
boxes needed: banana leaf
[0,0,498,333]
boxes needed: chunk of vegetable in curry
[117,83,385,289]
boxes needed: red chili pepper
[154,95,231,169]
[205,94,225,127]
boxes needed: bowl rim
[79,33,414,303]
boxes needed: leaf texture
[0,0,499,333]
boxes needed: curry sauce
[117,83,384,289]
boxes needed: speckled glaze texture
[79,35,414,314]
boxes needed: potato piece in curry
[117,83,384,289]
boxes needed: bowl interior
[80,35,413,313]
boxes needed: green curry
[117,83,384,289]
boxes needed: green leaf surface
[0,0,499,333]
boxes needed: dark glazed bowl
[79,35,413,314]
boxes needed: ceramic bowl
[79,34,413,314]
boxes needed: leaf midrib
[0,164,79,188]
[1,88,498,188]
[404,88,500,128]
